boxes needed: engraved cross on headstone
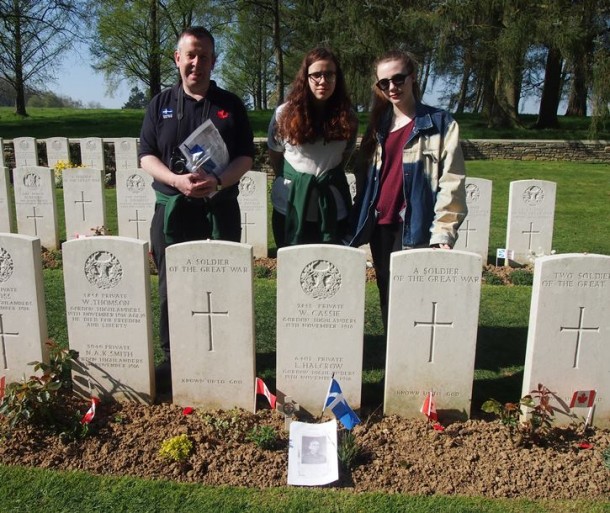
[522,222,540,250]
[459,220,477,247]
[191,291,229,352]
[414,301,454,363]
[0,314,20,370]
[241,212,255,243]
[26,206,43,235]
[560,306,599,368]
[128,209,147,239]
[74,191,93,221]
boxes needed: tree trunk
[149,0,161,99]
[535,46,562,128]
[273,0,284,104]
[565,59,588,116]
[13,0,27,116]
[456,64,471,114]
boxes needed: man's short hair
[177,26,215,55]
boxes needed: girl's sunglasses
[375,73,410,91]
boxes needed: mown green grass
[0,465,608,513]
[1,106,608,139]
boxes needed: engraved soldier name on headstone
[276,245,366,415]
[166,241,256,410]
[63,237,154,403]
[0,234,48,384]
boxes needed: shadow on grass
[472,325,528,416]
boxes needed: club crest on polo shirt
[161,108,173,119]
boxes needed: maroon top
[376,121,413,224]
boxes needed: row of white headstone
[0,233,607,426]
[0,166,269,258]
[1,159,556,267]
[3,136,138,172]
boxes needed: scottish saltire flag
[323,378,360,430]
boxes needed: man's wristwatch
[210,171,222,191]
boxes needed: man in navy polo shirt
[139,26,254,390]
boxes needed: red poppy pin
[182,407,194,415]
[217,110,229,119]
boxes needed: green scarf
[283,161,351,245]
[155,191,209,244]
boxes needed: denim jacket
[349,102,467,248]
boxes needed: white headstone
[13,137,38,167]
[506,180,556,265]
[0,234,48,384]
[385,249,482,420]
[166,241,256,410]
[13,166,59,249]
[80,138,105,170]
[521,254,610,427]
[346,173,372,261]
[453,177,492,263]
[113,138,139,171]
[63,236,154,403]
[45,137,70,169]
[0,167,14,233]
[237,170,268,257]
[62,168,107,239]
[116,168,155,243]
[276,245,366,415]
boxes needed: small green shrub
[483,271,504,285]
[246,425,278,449]
[254,265,272,279]
[603,447,610,470]
[510,269,534,286]
[0,341,79,434]
[337,430,361,471]
[158,434,193,462]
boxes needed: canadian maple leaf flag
[570,390,596,408]
[81,397,100,425]
[0,375,5,402]
[255,377,276,409]
[420,391,438,421]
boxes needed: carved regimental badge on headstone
[126,174,145,193]
[0,247,15,282]
[23,173,41,189]
[300,260,341,299]
[84,251,123,289]
[466,183,480,202]
[239,174,256,195]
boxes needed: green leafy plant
[199,408,253,441]
[0,341,79,434]
[603,447,610,470]
[482,383,556,446]
[510,268,534,286]
[158,434,193,462]
[337,430,361,471]
[246,425,278,450]
[483,271,504,285]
